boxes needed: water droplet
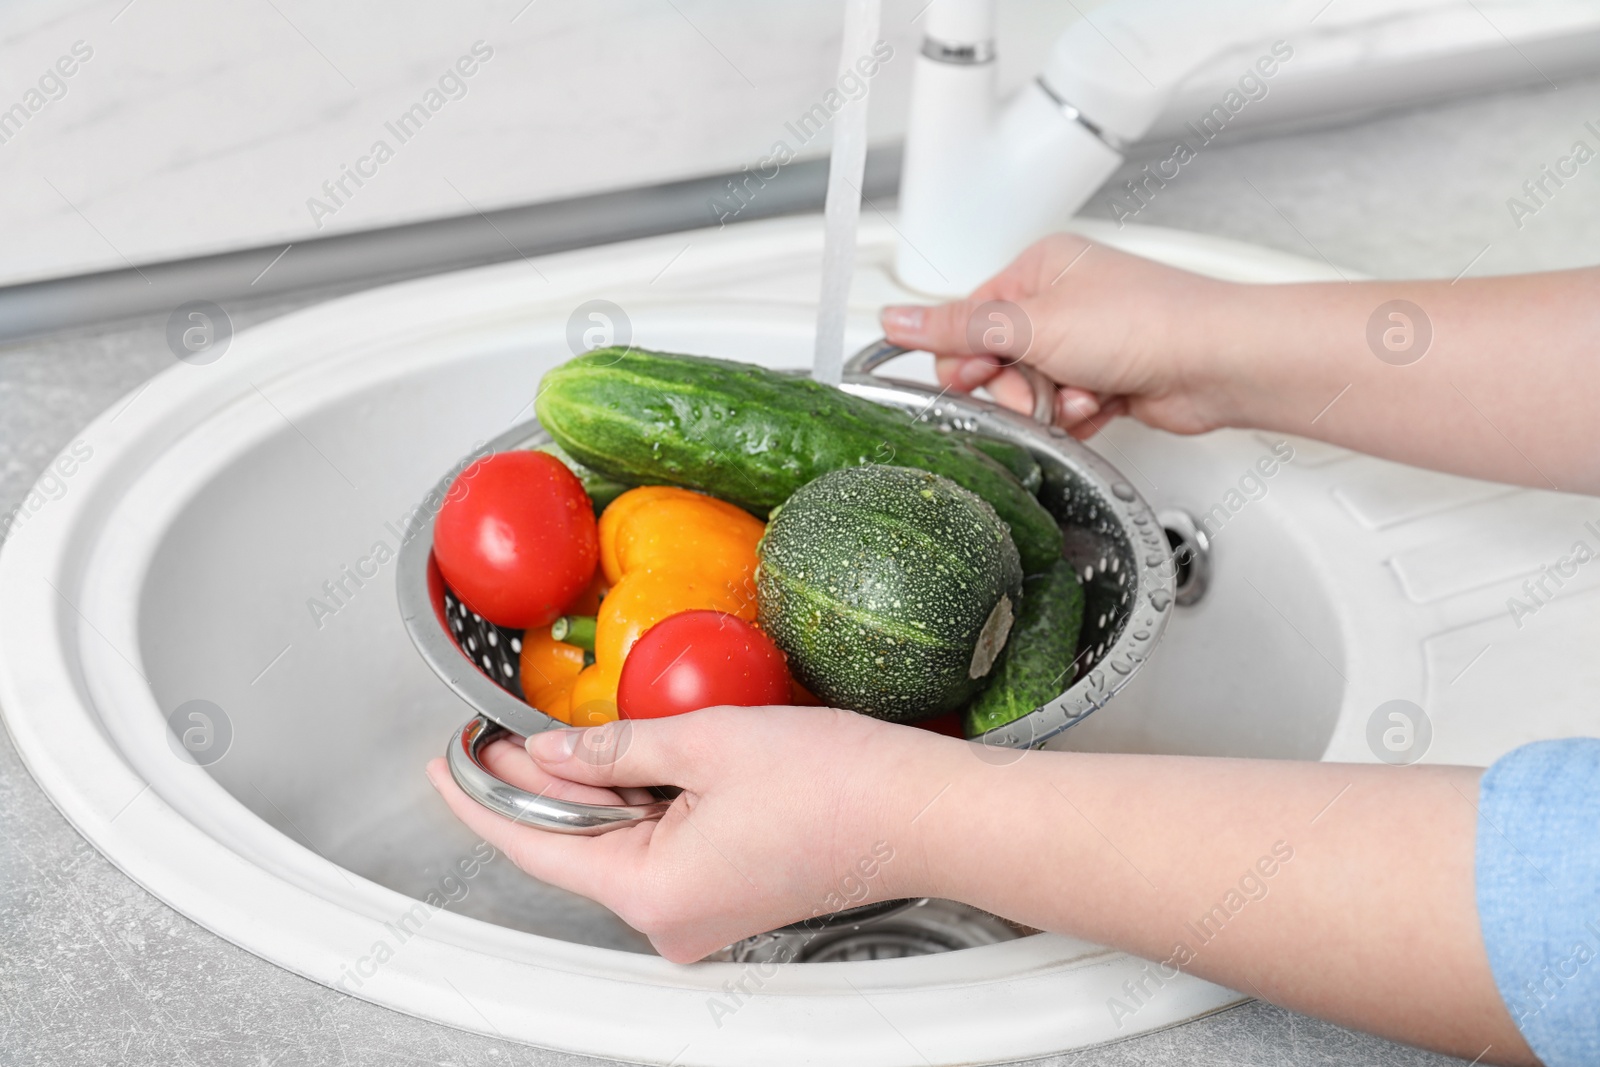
[1149,591,1171,611]
[1111,482,1136,501]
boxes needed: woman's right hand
[881,233,1246,440]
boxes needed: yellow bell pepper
[599,485,765,593]
[563,486,765,723]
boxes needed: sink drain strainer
[712,899,1024,965]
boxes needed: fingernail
[880,305,925,337]
[1059,394,1100,423]
[529,728,582,762]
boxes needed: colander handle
[843,338,1058,426]
[447,715,671,835]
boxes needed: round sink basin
[0,216,1364,1065]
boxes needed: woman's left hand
[425,706,960,961]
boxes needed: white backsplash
[0,0,1079,287]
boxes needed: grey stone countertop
[5,71,1599,1067]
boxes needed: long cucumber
[964,558,1085,736]
[535,349,1064,573]
[958,432,1043,495]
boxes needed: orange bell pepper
[518,574,607,724]
[563,487,765,723]
[519,628,586,723]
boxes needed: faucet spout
[895,0,1126,296]
[894,0,1291,297]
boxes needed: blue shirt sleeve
[1476,738,1600,1066]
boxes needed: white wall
[0,0,1080,287]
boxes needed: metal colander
[396,339,1175,833]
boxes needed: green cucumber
[535,442,630,512]
[535,349,1064,573]
[958,433,1042,496]
[756,465,1023,723]
[964,559,1085,736]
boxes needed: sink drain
[716,899,1023,964]
[1158,509,1212,607]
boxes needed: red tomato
[617,611,791,719]
[432,451,598,628]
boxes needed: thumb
[881,296,1039,366]
[526,717,700,791]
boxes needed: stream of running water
[811,0,881,386]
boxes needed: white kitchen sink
[2,214,1591,1066]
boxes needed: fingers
[883,298,1032,361]
[986,367,1037,415]
[982,375,1117,437]
[424,756,592,869]
[1067,396,1129,439]
[884,297,1044,421]
[934,354,1002,393]
[479,735,630,808]
[882,303,966,356]
[525,713,713,792]
[938,362,1100,432]
[1054,388,1102,431]
[423,757,650,905]
[881,239,1070,358]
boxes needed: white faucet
[894,0,1600,296]
[895,0,1288,295]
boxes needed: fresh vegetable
[757,465,1023,722]
[519,627,588,723]
[537,441,631,513]
[563,487,766,724]
[433,451,598,628]
[958,432,1042,496]
[567,571,760,723]
[617,610,790,719]
[517,576,605,724]
[550,614,597,648]
[964,559,1086,737]
[594,569,761,670]
[536,349,1064,573]
[598,485,763,596]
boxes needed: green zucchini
[535,442,631,512]
[964,558,1085,736]
[957,433,1042,496]
[756,465,1023,723]
[535,349,1064,573]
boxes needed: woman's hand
[427,711,1532,1062]
[887,233,1600,494]
[425,706,961,962]
[882,233,1243,440]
